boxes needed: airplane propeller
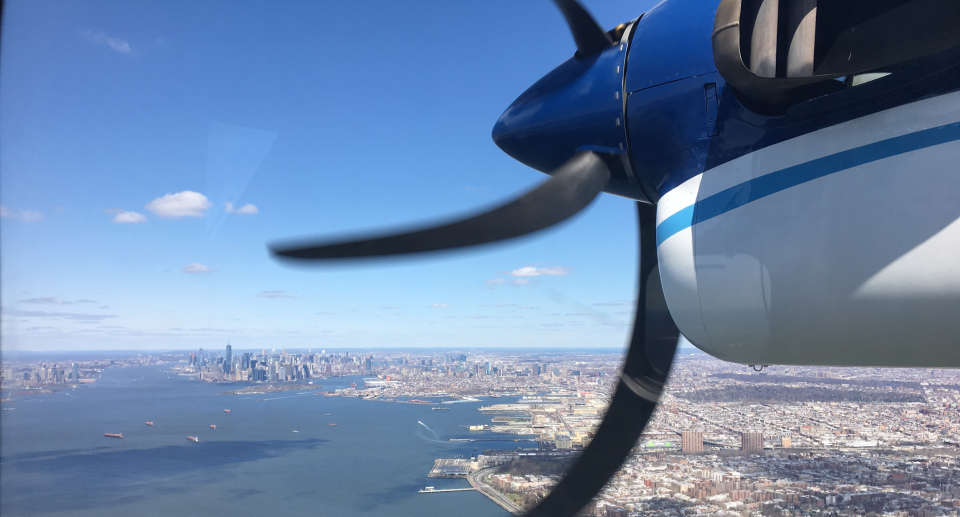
[553,0,614,57]
[271,152,610,260]
[271,2,681,516]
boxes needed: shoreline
[467,466,524,516]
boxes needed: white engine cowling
[656,92,960,368]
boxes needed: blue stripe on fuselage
[656,120,960,247]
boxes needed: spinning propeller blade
[553,0,614,57]
[270,152,609,261]
[526,202,680,517]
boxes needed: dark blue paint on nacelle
[625,0,722,93]
[492,35,648,201]
[627,73,724,198]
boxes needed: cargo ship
[145,422,154,426]
[187,436,199,443]
[210,424,217,430]
[431,407,450,411]
[223,409,231,414]
[329,423,338,426]
[104,433,123,438]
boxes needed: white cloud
[146,191,211,218]
[182,263,216,274]
[483,278,506,287]
[0,206,43,222]
[256,290,296,299]
[511,278,533,286]
[429,303,452,308]
[225,202,258,215]
[81,29,132,54]
[511,266,570,277]
[112,210,146,223]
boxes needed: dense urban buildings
[4,348,960,516]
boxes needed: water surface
[1,364,513,517]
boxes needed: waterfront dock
[427,458,473,478]
[418,487,476,494]
[449,438,536,442]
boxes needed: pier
[449,438,537,442]
[418,487,476,494]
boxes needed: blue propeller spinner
[272,0,960,514]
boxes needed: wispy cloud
[20,297,70,305]
[511,266,570,277]
[107,209,147,223]
[316,312,335,315]
[429,303,452,308]
[256,290,297,299]
[496,303,516,307]
[182,263,216,274]
[0,206,43,222]
[225,202,258,215]
[483,278,506,287]
[378,306,402,310]
[520,305,538,309]
[81,29,132,54]
[2,306,118,321]
[511,278,534,287]
[18,297,99,305]
[146,191,211,218]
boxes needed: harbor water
[0,364,514,517]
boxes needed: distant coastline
[219,384,322,396]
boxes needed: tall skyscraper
[681,431,704,453]
[364,356,372,373]
[71,363,79,382]
[242,353,251,370]
[224,343,232,374]
[741,432,763,452]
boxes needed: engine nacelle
[656,90,960,368]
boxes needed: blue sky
[1,0,663,351]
